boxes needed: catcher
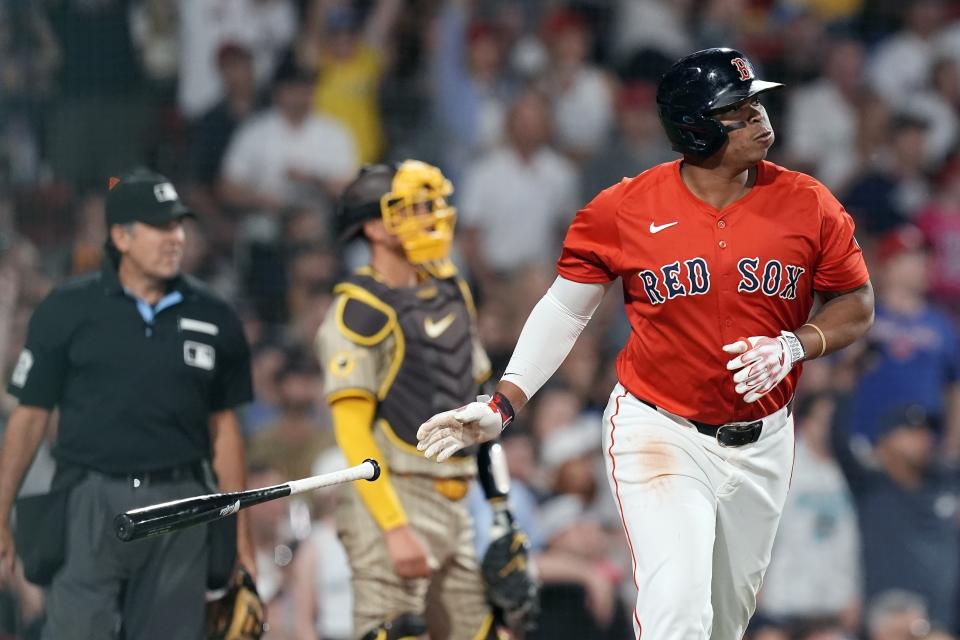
[315,161,537,639]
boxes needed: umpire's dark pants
[42,470,208,640]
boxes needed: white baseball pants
[601,383,795,640]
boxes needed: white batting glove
[417,395,507,462]
[722,332,805,403]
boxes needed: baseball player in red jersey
[416,48,875,639]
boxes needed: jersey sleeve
[315,291,397,402]
[7,293,71,409]
[556,181,623,283]
[813,185,870,292]
[210,306,254,411]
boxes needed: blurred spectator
[458,89,578,283]
[540,417,601,504]
[245,464,312,640]
[610,0,694,62]
[868,0,946,110]
[760,394,861,630]
[297,0,403,164]
[247,358,333,483]
[177,0,295,119]
[527,495,632,640]
[432,0,513,185]
[240,343,288,435]
[848,226,960,451]
[866,590,931,640]
[844,115,932,234]
[129,0,180,95]
[529,386,583,442]
[45,0,147,184]
[66,190,106,276]
[831,404,960,629]
[187,43,263,190]
[917,159,960,314]
[743,613,792,640]
[792,619,853,640]
[294,449,353,640]
[580,81,674,201]
[694,0,751,51]
[0,3,59,186]
[907,57,959,166]
[785,38,865,191]
[219,56,358,216]
[540,9,615,161]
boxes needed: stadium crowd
[3,0,960,638]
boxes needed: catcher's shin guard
[360,613,428,640]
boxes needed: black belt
[636,398,790,448]
[101,462,205,488]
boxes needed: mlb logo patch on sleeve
[183,340,216,371]
[11,349,33,387]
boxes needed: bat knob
[114,513,137,542]
[363,458,381,482]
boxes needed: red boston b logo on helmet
[730,57,752,81]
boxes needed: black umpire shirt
[6,257,253,473]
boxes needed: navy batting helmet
[656,48,783,157]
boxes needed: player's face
[115,219,186,281]
[714,96,774,164]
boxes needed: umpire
[0,169,256,639]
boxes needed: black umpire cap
[105,168,194,227]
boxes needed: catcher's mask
[336,160,458,278]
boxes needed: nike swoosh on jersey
[424,313,456,338]
[649,221,679,234]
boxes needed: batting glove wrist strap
[780,330,806,365]
[487,392,515,430]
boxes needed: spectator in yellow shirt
[297,1,402,164]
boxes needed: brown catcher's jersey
[316,267,490,477]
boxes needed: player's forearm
[0,406,50,525]
[331,395,409,530]
[798,281,874,360]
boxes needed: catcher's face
[380,160,458,278]
[713,95,775,164]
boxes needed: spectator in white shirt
[868,0,946,110]
[541,9,615,161]
[458,89,579,283]
[785,38,865,192]
[219,57,358,216]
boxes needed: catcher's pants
[42,470,208,640]
[602,383,794,640]
[336,473,493,640]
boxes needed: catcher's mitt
[206,567,265,640]
[481,518,540,630]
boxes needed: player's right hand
[385,524,433,579]
[417,397,503,462]
[0,523,15,586]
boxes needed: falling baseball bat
[114,459,381,542]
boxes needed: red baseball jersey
[557,159,869,424]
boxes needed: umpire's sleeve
[210,307,253,411]
[7,294,71,409]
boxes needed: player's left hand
[722,331,805,403]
